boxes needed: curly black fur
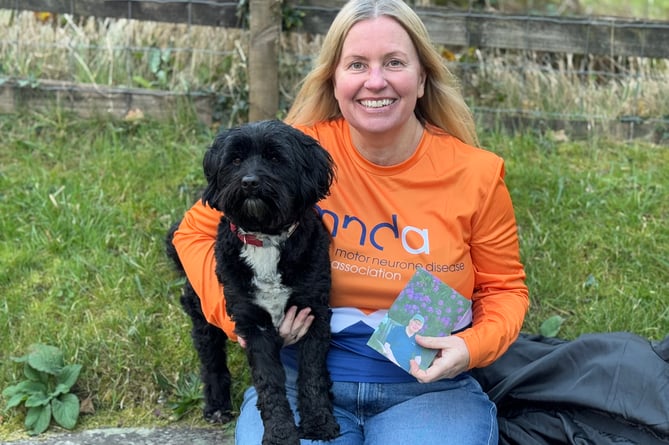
[166,226,234,424]
[166,120,339,445]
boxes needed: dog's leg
[166,223,234,423]
[244,329,301,445]
[195,321,233,423]
[296,307,340,441]
[181,284,234,423]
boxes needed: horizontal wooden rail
[2,0,668,57]
[0,0,240,27]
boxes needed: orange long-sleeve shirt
[173,118,529,374]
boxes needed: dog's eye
[264,152,280,163]
[232,157,242,166]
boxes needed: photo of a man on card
[382,313,425,370]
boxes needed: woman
[173,0,529,443]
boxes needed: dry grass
[457,49,669,120]
[1,9,667,125]
[1,11,243,89]
[0,10,323,124]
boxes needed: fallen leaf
[79,396,95,415]
[124,108,145,122]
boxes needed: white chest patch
[240,239,291,327]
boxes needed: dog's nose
[241,174,260,191]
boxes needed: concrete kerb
[1,426,234,445]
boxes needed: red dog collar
[229,222,299,247]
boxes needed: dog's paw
[263,423,301,445]
[204,408,234,424]
[298,414,340,441]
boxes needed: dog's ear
[201,129,229,209]
[293,130,336,204]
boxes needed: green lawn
[1,110,667,439]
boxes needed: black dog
[166,120,339,445]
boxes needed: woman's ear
[417,69,426,99]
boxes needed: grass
[489,130,669,340]
[0,109,243,439]
[579,0,669,19]
[0,109,667,440]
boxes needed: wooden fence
[4,0,669,57]
[1,0,668,141]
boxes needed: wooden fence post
[248,0,281,121]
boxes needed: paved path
[1,427,233,445]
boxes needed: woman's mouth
[359,99,395,109]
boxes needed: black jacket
[471,332,669,445]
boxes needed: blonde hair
[285,0,479,147]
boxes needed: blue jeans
[235,367,498,445]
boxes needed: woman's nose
[364,66,387,89]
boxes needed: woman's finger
[295,314,315,339]
[278,306,298,339]
[280,306,313,346]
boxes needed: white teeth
[360,99,394,108]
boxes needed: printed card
[366,268,472,372]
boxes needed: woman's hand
[408,335,470,383]
[236,306,314,348]
[279,306,314,346]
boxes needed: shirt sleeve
[172,199,238,340]
[455,159,529,369]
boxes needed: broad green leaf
[157,70,167,85]
[132,75,152,89]
[160,48,172,63]
[10,354,29,363]
[540,315,565,337]
[2,380,47,397]
[27,344,64,375]
[52,384,69,398]
[54,364,82,394]
[2,383,24,398]
[25,405,51,435]
[52,393,80,430]
[25,392,51,408]
[4,392,27,410]
[24,362,48,383]
[149,48,161,74]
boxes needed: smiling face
[407,316,424,335]
[333,16,426,141]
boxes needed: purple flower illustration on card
[367,268,472,372]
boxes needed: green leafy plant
[539,315,565,338]
[132,46,173,89]
[281,3,305,31]
[2,344,82,436]
[155,371,204,420]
